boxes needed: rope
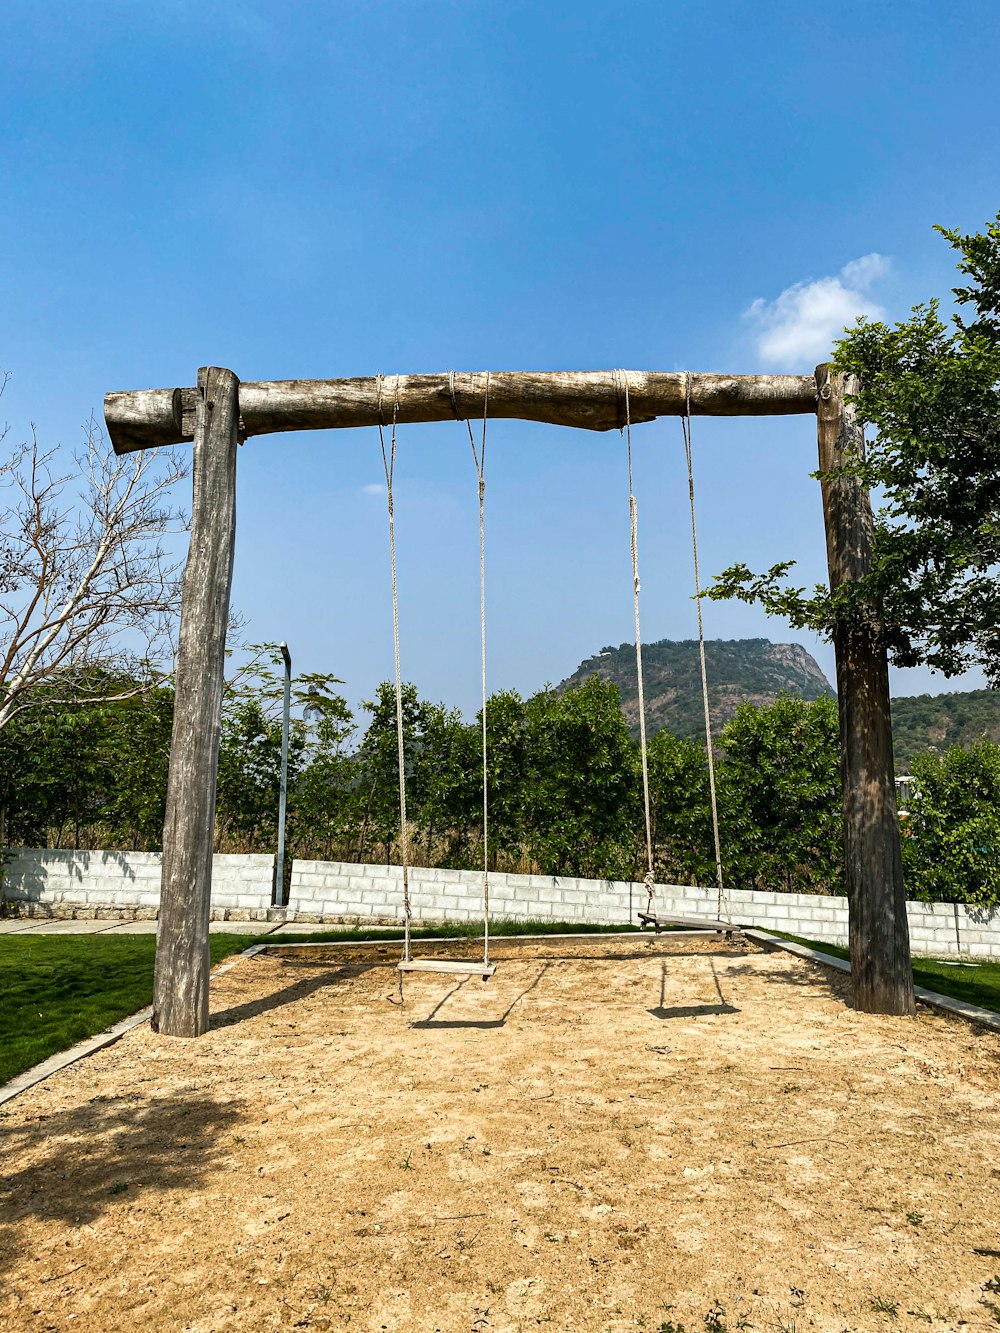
[618,370,656,911]
[465,374,491,968]
[449,369,463,421]
[681,374,730,925]
[376,375,414,963]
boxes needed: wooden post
[152,367,240,1037]
[816,364,914,1016]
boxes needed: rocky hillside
[890,689,1000,767]
[560,637,834,739]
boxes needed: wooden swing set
[379,369,727,987]
[104,365,916,1037]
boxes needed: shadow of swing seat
[397,959,496,981]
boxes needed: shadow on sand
[648,957,741,1020]
[0,1090,243,1271]
[409,963,552,1031]
[210,961,373,1028]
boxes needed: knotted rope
[464,373,491,968]
[376,374,414,963]
[681,374,730,924]
[617,370,656,911]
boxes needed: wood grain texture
[103,387,184,452]
[816,364,914,1017]
[152,367,240,1038]
[105,370,818,453]
[637,912,739,934]
[397,960,497,977]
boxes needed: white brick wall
[5,847,999,958]
[2,849,275,918]
[288,858,1000,959]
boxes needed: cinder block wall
[288,859,1000,959]
[2,849,275,919]
[5,849,999,957]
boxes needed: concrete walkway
[0,918,340,936]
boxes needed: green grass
[0,919,643,1086]
[780,933,1000,1015]
[8,916,993,1093]
[0,932,262,1085]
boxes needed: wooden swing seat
[397,959,496,980]
[638,911,741,937]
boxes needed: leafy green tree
[646,729,714,884]
[0,701,69,846]
[397,696,472,867]
[216,647,353,855]
[521,678,638,879]
[291,696,357,861]
[716,695,844,895]
[352,681,439,863]
[432,689,537,872]
[481,689,531,866]
[900,742,1000,907]
[102,686,174,848]
[708,213,1000,683]
[0,672,160,850]
[216,695,292,849]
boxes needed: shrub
[901,742,1000,907]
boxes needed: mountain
[890,690,1000,768]
[559,637,834,740]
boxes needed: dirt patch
[2,935,1000,1331]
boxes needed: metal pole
[276,641,291,907]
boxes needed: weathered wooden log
[105,370,818,453]
[152,367,240,1038]
[816,364,914,1017]
[104,387,185,452]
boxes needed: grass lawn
[0,919,641,1086]
[0,932,265,1085]
[3,919,997,1090]
[784,933,1000,1015]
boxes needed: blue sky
[3,0,998,719]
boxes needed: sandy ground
[2,934,1000,1333]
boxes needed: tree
[0,378,188,730]
[407,699,478,868]
[708,214,1000,683]
[900,742,1000,908]
[352,681,435,864]
[646,729,714,885]
[0,687,108,848]
[216,645,353,855]
[291,684,357,861]
[0,670,175,851]
[216,694,292,850]
[481,690,531,867]
[102,684,175,848]
[521,678,638,879]
[716,695,844,896]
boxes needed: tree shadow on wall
[0,1090,243,1272]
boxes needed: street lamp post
[276,641,292,907]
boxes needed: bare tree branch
[0,378,189,730]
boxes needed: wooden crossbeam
[397,959,497,979]
[105,370,818,454]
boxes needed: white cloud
[745,254,890,369]
[362,483,386,497]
